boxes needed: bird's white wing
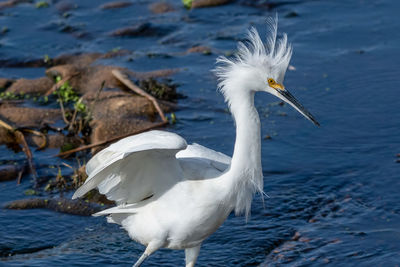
[177,143,231,179]
[72,130,187,205]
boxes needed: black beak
[278,90,320,126]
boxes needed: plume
[214,16,292,92]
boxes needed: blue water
[1,0,399,266]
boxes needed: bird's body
[73,16,319,266]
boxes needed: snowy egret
[72,17,319,267]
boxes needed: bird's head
[214,17,319,126]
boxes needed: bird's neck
[224,90,263,216]
[230,91,261,173]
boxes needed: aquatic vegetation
[182,0,193,9]
[35,1,49,8]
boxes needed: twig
[68,99,80,132]
[61,162,73,169]
[55,121,168,157]
[14,131,38,188]
[16,169,24,185]
[0,118,13,131]
[112,69,168,123]
[84,80,105,128]
[0,118,38,187]
[19,128,47,150]
[58,96,70,125]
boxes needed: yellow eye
[268,78,285,90]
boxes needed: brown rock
[4,197,106,216]
[192,0,231,8]
[55,0,76,13]
[0,78,14,90]
[187,46,212,54]
[111,23,174,37]
[78,65,126,95]
[149,2,175,14]
[89,95,160,151]
[0,106,61,128]
[90,119,156,153]
[26,133,66,149]
[45,64,79,80]
[0,127,15,144]
[0,0,31,10]
[53,53,103,67]
[132,68,179,80]
[100,1,132,9]
[6,77,54,95]
[0,164,21,182]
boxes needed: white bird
[72,17,319,267]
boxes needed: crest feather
[214,16,292,92]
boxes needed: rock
[149,2,175,14]
[132,68,179,80]
[90,118,157,154]
[0,127,15,145]
[192,0,231,8]
[53,53,103,67]
[26,133,66,149]
[4,197,106,216]
[110,22,175,37]
[186,46,212,55]
[240,0,297,9]
[0,164,21,182]
[54,0,76,13]
[100,1,132,9]
[0,106,61,128]
[285,11,299,18]
[77,65,127,95]
[45,64,79,80]
[6,77,53,95]
[0,78,14,91]
[0,0,31,10]
[139,78,182,101]
[88,94,165,151]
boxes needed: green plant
[182,0,193,9]
[43,54,51,63]
[53,76,89,133]
[0,91,26,100]
[36,1,49,8]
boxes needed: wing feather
[177,143,231,179]
[72,130,187,204]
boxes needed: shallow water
[1,0,399,266]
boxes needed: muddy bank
[0,51,182,212]
[4,197,107,216]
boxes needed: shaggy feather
[214,16,292,98]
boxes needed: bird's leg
[185,244,201,267]
[132,252,148,267]
[132,241,163,267]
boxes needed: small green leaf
[170,113,177,124]
[182,0,192,9]
[24,189,37,196]
[111,47,121,53]
[43,54,50,63]
[36,1,49,8]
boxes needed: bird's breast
[122,179,232,249]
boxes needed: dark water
[1,0,399,266]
